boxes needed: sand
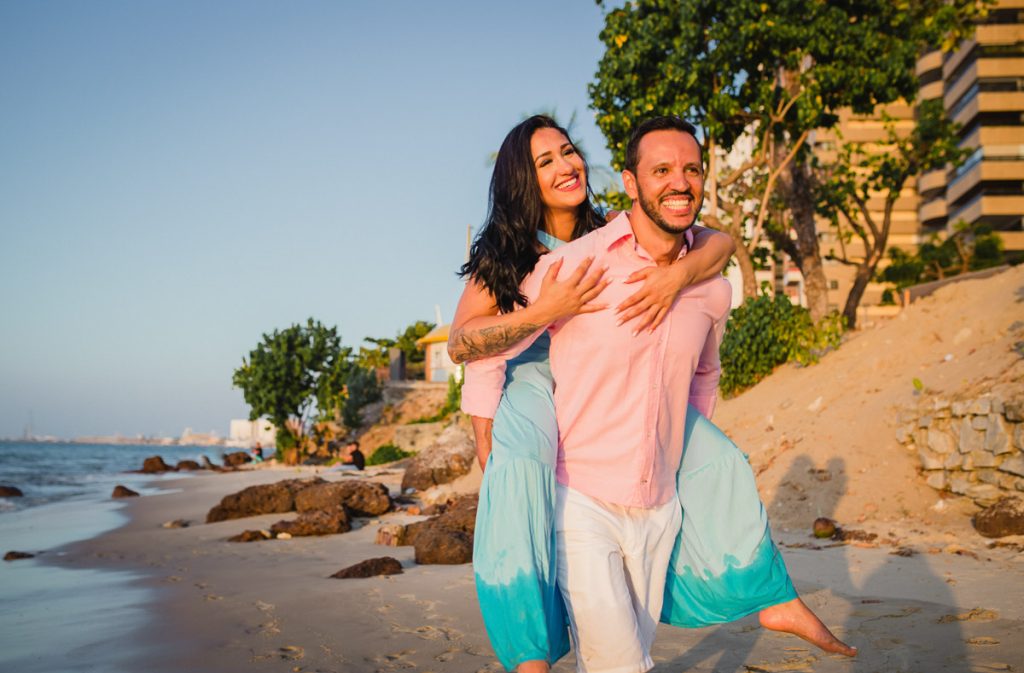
[32,266,1024,672]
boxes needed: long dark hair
[459,115,606,314]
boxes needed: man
[465,116,729,672]
[340,440,366,471]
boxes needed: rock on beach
[330,557,404,578]
[206,478,323,523]
[974,496,1024,538]
[294,481,392,517]
[0,485,24,497]
[270,508,352,537]
[112,485,140,498]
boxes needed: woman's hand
[615,263,690,334]
[531,256,611,324]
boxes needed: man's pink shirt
[462,213,731,508]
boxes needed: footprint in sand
[278,645,304,661]
[966,637,1000,646]
[938,608,998,624]
[971,664,1013,672]
[743,653,818,673]
[204,594,224,601]
[163,575,182,583]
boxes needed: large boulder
[112,485,140,498]
[205,478,323,523]
[176,460,201,471]
[0,485,23,497]
[414,529,473,565]
[400,423,476,492]
[330,557,404,578]
[222,451,253,468]
[404,494,478,565]
[294,481,392,517]
[141,456,174,473]
[270,508,351,537]
[974,496,1024,538]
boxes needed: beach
[0,459,1017,673]
[4,268,1024,672]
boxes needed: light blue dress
[472,233,797,671]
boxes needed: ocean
[0,441,229,673]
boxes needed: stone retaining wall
[896,388,1024,507]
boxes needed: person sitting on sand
[250,443,264,463]
[341,441,365,471]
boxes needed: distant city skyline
[0,1,616,438]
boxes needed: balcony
[917,168,947,198]
[919,197,948,226]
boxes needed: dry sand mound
[716,265,1024,538]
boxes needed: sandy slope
[716,264,1024,542]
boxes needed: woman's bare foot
[759,598,858,657]
[517,660,550,673]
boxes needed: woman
[450,115,854,673]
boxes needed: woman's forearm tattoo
[449,322,542,363]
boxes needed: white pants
[555,485,683,673]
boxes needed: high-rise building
[917,1,1024,250]
[811,1,1023,319]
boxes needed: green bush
[366,443,414,466]
[411,373,464,424]
[720,293,844,397]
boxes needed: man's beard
[637,184,702,236]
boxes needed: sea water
[0,441,225,673]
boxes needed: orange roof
[416,323,450,346]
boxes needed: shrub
[411,373,464,424]
[720,293,844,397]
[366,443,414,466]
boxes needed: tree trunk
[733,237,759,299]
[842,262,874,329]
[779,160,831,322]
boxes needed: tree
[590,0,987,320]
[880,221,1006,291]
[362,320,436,369]
[816,99,969,327]
[232,319,377,457]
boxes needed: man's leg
[620,498,682,656]
[555,486,675,673]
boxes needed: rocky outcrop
[112,485,140,498]
[176,460,201,471]
[206,478,323,523]
[330,557,404,578]
[4,551,34,561]
[0,485,24,497]
[294,481,392,517]
[141,456,175,473]
[973,496,1024,538]
[404,494,477,565]
[270,508,351,537]
[400,423,476,492]
[897,386,1024,508]
[222,451,253,468]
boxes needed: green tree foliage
[589,0,987,321]
[720,294,844,397]
[817,99,969,327]
[880,222,1005,291]
[232,319,380,454]
[342,366,382,428]
[361,320,436,369]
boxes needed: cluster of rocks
[136,452,252,474]
[213,478,392,542]
[896,389,1024,508]
[378,494,478,565]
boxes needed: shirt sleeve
[689,311,726,419]
[458,249,568,419]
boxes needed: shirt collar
[603,211,695,260]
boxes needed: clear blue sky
[0,0,617,439]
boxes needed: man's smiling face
[627,129,704,235]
